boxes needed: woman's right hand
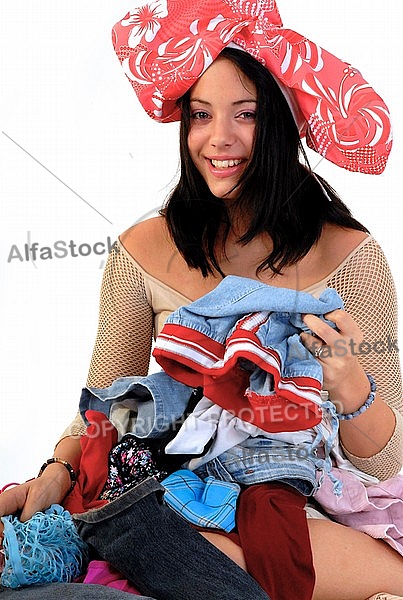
[0,462,72,528]
[0,436,83,546]
[0,467,70,548]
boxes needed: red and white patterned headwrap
[112,0,392,174]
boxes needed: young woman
[1,1,402,598]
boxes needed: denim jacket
[79,371,195,439]
[153,275,343,433]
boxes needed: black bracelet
[37,458,77,492]
[336,374,377,420]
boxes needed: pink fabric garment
[81,560,142,595]
[112,0,392,174]
[315,470,403,555]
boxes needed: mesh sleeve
[86,241,154,387]
[327,238,403,479]
[58,241,154,442]
[340,409,403,481]
[57,412,88,442]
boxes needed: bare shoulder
[119,215,221,300]
[120,216,176,275]
[319,224,369,266]
[277,225,370,289]
[121,216,172,257]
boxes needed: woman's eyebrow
[190,98,257,105]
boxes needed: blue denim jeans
[73,477,270,600]
[0,583,154,599]
[194,436,317,496]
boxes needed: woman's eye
[191,111,210,120]
[238,111,256,120]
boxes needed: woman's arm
[303,309,398,461]
[304,238,403,479]
[0,236,155,522]
[0,436,82,527]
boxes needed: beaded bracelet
[336,374,377,421]
[37,458,77,492]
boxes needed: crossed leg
[309,518,403,600]
[202,518,403,599]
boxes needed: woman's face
[187,57,257,200]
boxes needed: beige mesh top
[62,234,403,480]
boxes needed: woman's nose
[209,116,235,148]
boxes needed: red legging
[220,483,315,600]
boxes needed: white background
[1,1,402,485]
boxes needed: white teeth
[211,159,242,168]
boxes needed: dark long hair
[161,47,368,277]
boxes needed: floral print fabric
[99,435,166,501]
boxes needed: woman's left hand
[300,309,371,414]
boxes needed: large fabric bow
[112,0,392,174]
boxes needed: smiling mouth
[210,158,243,169]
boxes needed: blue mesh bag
[0,504,87,588]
